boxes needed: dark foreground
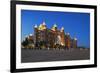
[21,48,90,63]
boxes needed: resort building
[32,21,77,49]
[71,38,77,48]
[65,33,71,49]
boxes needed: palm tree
[22,38,29,48]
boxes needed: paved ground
[21,48,90,63]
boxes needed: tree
[22,38,29,47]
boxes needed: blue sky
[21,10,90,48]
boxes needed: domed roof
[29,34,33,36]
[53,24,57,27]
[61,27,64,30]
[38,24,42,30]
[51,24,57,31]
[74,37,77,40]
[38,23,46,30]
[42,21,46,25]
[34,24,37,28]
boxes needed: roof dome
[34,24,37,28]
[74,38,77,40]
[38,23,46,30]
[53,24,57,27]
[29,34,33,36]
[61,27,64,30]
[42,21,46,25]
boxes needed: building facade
[33,21,77,49]
[71,38,77,48]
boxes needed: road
[21,48,90,63]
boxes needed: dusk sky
[21,10,90,48]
